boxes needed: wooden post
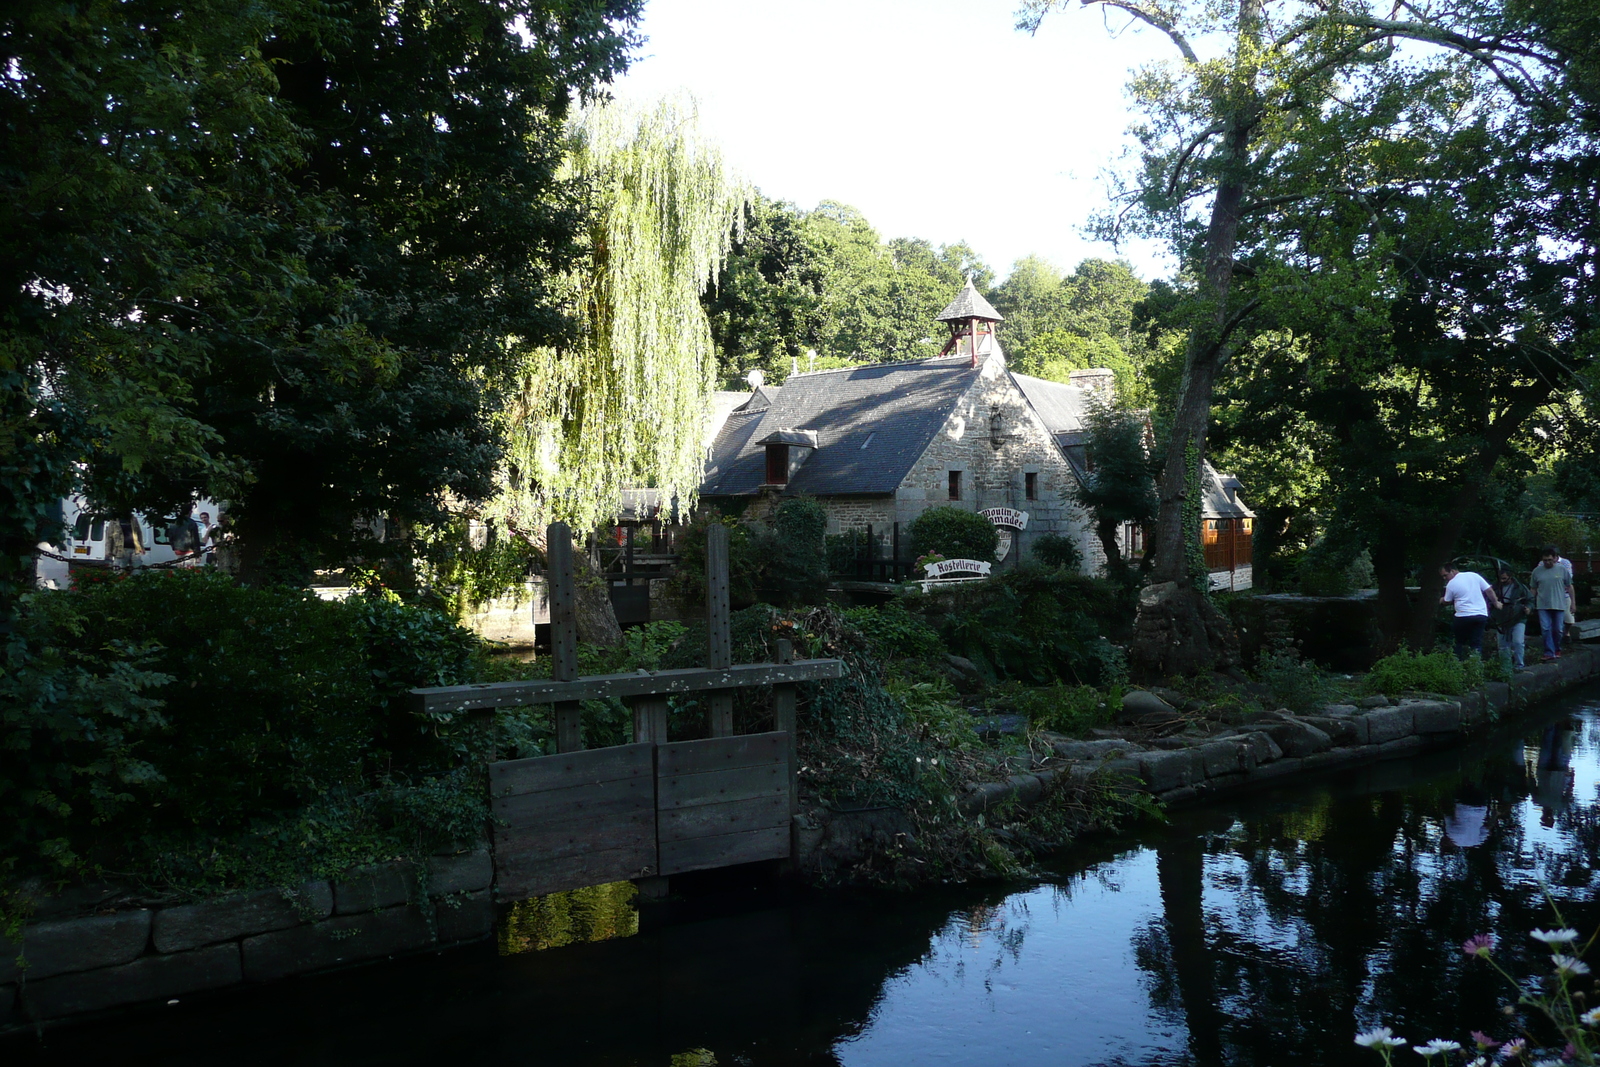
[706,523,734,737]
[773,638,798,822]
[631,696,669,746]
[547,522,583,753]
[774,637,800,873]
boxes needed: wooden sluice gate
[409,522,846,901]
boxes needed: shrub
[1364,647,1483,696]
[826,529,869,574]
[1255,639,1332,713]
[664,508,765,608]
[927,564,1124,684]
[764,496,828,604]
[1006,683,1114,735]
[842,603,944,664]
[2,570,482,879]
[1030,532,1083,571]
[908,506,999,563]
[886,676,979,751]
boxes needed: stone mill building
[698,280,1113,572]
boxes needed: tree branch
[1166,120,1228,197]
[1080,0,1199,64]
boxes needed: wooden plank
[657,763,786,809]
[495,847,657,902]
[492,774,653,824]
[494,814,655,862]
[547,522,578,683]
[554,701,583,753]
[773,638,799,824]
[706,523,733,738]
[706,524,731,669]
[658,793,790,841]
[631,695,669,746]
[547,522,581,753]
[657,732,786,777]
[658,824,790,876]
[488,743,653,797]
[410,660,846,713]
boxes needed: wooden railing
[409,522,845,901]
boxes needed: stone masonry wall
[893,355,1102,573]
[0,848,493,1029]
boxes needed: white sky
[613,0,1181,285]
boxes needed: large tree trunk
[1130,1,1261,679]
[572,545,623,648]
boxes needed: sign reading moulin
[980,507,1028,562]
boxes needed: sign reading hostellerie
[923,558,992,580]
[979,507,1029,531]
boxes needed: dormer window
[757,428,818,487]
[765,444,790,486]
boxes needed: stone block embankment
[1,849,491,1030]
[946,645,1600,821]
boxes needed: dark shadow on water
[10,685,1600,1066]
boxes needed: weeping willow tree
[491,96,750,541]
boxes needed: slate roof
[936,279,1003,323]
[706,390,756,450]
[1010,371,1255,519]
[700,356,982,497]
[1204,469,1255,519]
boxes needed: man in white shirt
[1441,562,1501,661]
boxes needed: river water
[14,685,1600,1066]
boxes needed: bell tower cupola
[936,276,1004,366]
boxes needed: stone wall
[796,645,1600,877]
[0,849,492,1029]
[892,356,1101,573]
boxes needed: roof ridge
[781,354,977,379]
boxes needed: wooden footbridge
[410,523,845,900]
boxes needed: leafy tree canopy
[2,0,642,587]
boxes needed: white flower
[1530,928,1580,945]
[1551,954,1591,976]
[1583,1007,1600,1026]
[1466,1058,1486,1067]
[1417,1039,1461,1056]
[1356,1027,1408,1049]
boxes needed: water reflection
[11,691,1600,1067]
[498,881,639,954]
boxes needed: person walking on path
[1441,562,1501,661]
[1531,546,1575,662]
[1555,548,1578,640]
[1493,567,1531,671]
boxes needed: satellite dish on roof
[746,369,764,388]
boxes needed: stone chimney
[1068,368,1116,404]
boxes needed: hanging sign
[923,558,992,580]
[980,508,1029,531]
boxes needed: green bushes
[1,570,482,881]
[1030,532,1083,571]
[1003,682,1114,734]
[1364,648,1484,696]
[1254,640,1333,713]
[908,506,999,562]
[667,499,828,608]
[928,565,1127,685]
[842,603,944,663]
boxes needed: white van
[41,496,222,582]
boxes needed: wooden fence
[410,522,845,901]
